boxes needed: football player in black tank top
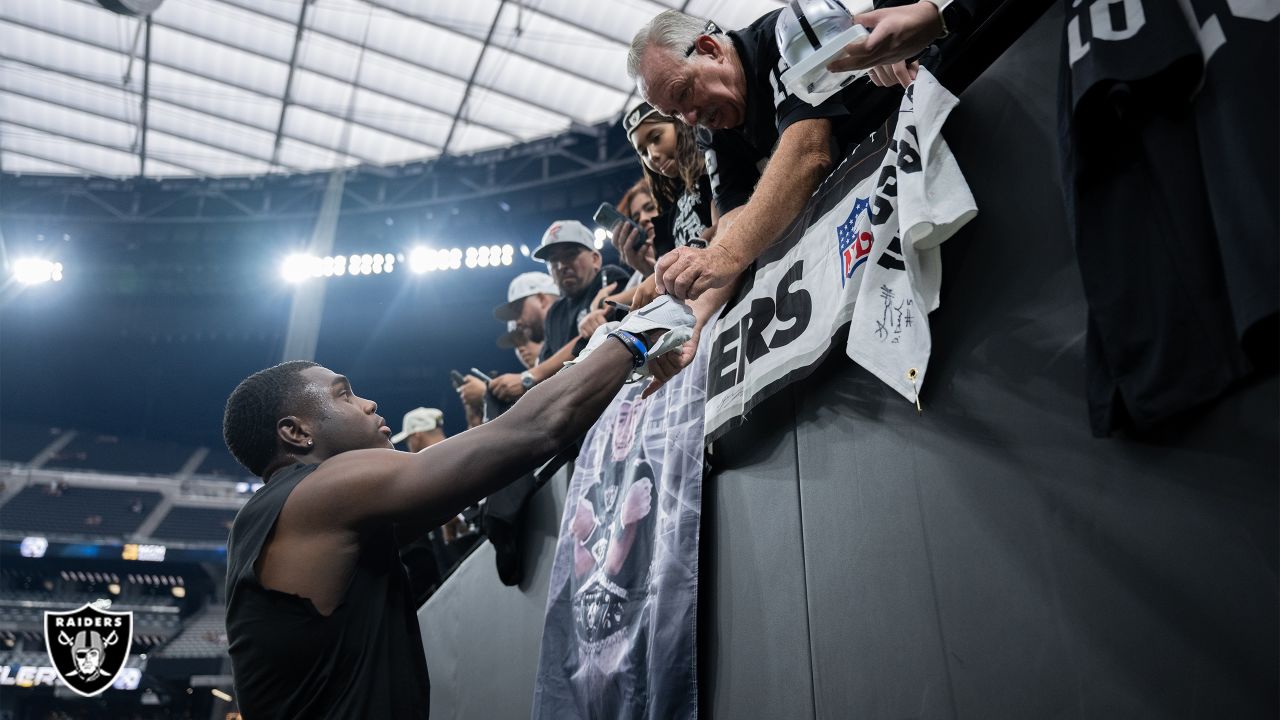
[220,316,684,719]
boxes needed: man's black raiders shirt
[699,1,998,216]
[698,8,905,216]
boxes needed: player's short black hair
[223,361,320,478]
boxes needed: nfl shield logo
[44,603,133,697]
[836,197,874,288]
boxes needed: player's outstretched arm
[294,328,671,540]
[307,340,634,538]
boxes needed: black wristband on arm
[608,330,649,368]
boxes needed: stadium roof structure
[0,0,784,179]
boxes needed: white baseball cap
[390,407,444,444]
[493,271,560,320]
[531,220,597,262]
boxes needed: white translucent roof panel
[308,1,484,81]
[0,22,132,89]
[1,123,195,177]
[5,0,137,55]
[462,91,571,143]
[146,66,284,136]
[1,63,135,127]
[0,0,783,178]
[143,132,272,176]
[282,103,434,166]
[521,0,653,45]
[1,151,93,176]
[493,8,630,92]
[149,26,289,98]
[149,0,296,62]
[476,46,627,122]
[445,121,521,156]
[274,137,357,173]
[1,95,138,150]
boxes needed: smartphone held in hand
[592,202,647,251]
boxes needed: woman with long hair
[607,102,738,397]
[614,178,660,283]
[617,102,715,264]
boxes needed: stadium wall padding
[418,467,568,719]
[418,6,1278,718]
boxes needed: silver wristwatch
[520,370,536,390]
[922,0,955,38]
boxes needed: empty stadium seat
[0,485,162,536]
[150,506,239,545]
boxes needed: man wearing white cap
[490,229,630,401]
[531,221,631,361]
[389,407,446,452]
[492,271,560,348]
[490,271,571,402]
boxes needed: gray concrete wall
[418,469,566,720]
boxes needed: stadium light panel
[20,537,47,558]
[13,259,63,285]
[409,247,432,273]
[281,254,312,284]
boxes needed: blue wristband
[618,330,648,356]
[608,330,648,368]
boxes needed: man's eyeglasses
[683,20,722,57]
